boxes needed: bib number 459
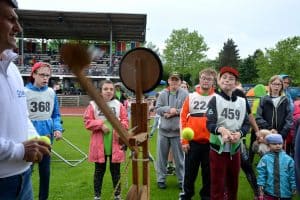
[221,108,240,120]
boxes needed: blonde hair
[257,129,271,138]
[268,75,283,96]
[252,129,271,155]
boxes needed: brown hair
[99,80,114,93]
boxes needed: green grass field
[31,116,299,200]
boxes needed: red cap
[220,66,239,78]
[30,62,51,82]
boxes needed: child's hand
[218,127,231,142]
[230,132,241,143]
[54,131,62,141]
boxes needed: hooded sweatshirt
[25,82,63,142]
[290,100,300,142]
[156,87,188,137]
[0,50,38,178]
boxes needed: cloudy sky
[19,0,300,59]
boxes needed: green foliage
[239,55,259,84]
[218,38,240,70]
[255,36,300,85]
[162,28,217,86]
[47,39,67,52]
[163,28,208,69]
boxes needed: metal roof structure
[16,9,147,42]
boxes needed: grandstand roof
[16,9,147,42]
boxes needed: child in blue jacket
[25,62,63,200]
[257,134,296,199]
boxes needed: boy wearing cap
[155,71,188,189]
[25,62,63,200]
[206,66,250,200]
[257,133,296,199]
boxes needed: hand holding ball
[25,136,51,163]
[182,127,194,140]
[39,136,51,145]
[29,136,51,145]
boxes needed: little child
[83,80,128,200]
[257,134,296,200]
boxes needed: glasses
[271,83,282,87]
[36,73,51,78]
[200,77,214,82]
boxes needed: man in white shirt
[0,1,51,199]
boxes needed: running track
[60,107,86,116]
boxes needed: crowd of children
[21,59,300,200]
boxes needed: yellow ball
[182,127,194,140]
[39,136,51,145]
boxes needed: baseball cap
[220,66,239,78]
[30,62,51,82]
[265,134,283,144]
[279,74,289,79]
[169,71,181,80]
[114,82,122,87]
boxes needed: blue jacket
[257,150,296,198]
[25,83,63,142]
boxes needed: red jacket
[83,100,128,163]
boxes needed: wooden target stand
[119,48,162,200]
[60,44,162,200]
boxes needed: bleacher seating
[16,52,122,77]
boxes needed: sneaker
[179,192,184,200]
[114,195,122,200]
[178,182,183,190]
[157,182,167,189]
[94,197,101,200]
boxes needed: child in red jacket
[83,80,128,200]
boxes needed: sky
[19,0,300,59]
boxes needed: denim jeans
[0,167,33,200]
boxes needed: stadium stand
[15,9,147,97]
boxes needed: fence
[57,95,90,107]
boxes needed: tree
[239,55,258,84]
[255,36,300,85]
[162,28,208,86]
[47,39,67,53]
[218,39,240,70]
[163,28,208,69]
